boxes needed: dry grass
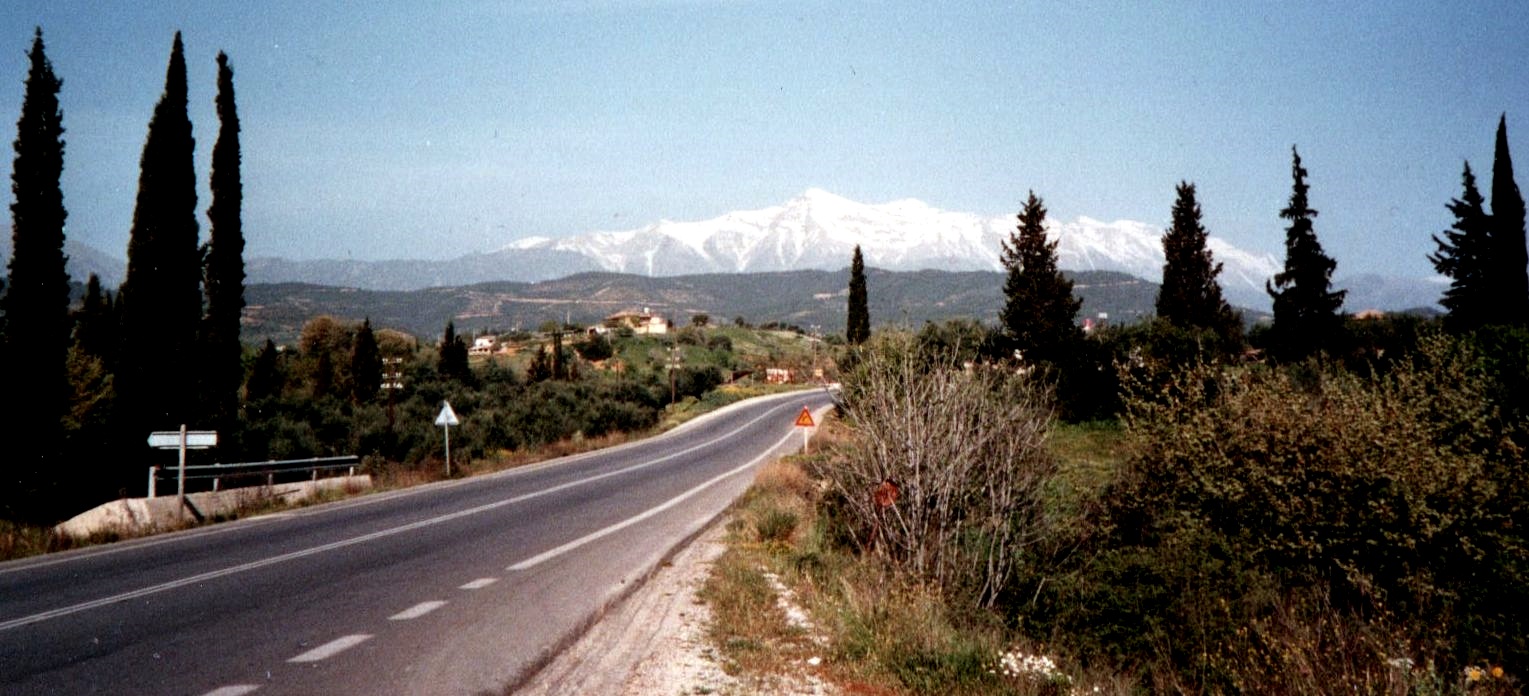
[702,416,1131,696]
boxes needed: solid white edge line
[201,686,261,696]
[459,577,498,590]
[287,634,372,663]
[388,600,447,621]
[507,411,813,572]
[0,395,831,633]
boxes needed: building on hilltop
[604,308,670,335]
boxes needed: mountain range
[243,189,1439,312]
[5,189,1443,313]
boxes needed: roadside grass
[702,415,1135,696]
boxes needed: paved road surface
[0,388,835,695]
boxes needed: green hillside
[243,269,1170,343]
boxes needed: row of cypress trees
[1,30,245,523]
[1432,116,1529,332]
[988,127,1525,370]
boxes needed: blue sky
[1,1,1526,279]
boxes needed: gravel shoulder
[516,520,738,696]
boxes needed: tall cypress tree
[999,191,1081,365]
[1266,147,1345,361]
[438,320,469,381]
[1490,114,1528,324]
[1430,161,1493,332]
[846,245,870,344]
[3,28,70,521]
[351,318,381,404]
[118,32,201,454]
[201,52,244,437]
[1156,181,1238,341]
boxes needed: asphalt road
[0,388,836,696]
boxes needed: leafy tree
[2,28,69,521]
[1156,182,1240,350]
[1430,161,1494,332]
[1266,147,1345,361]
[201,52,244,436]
[438,321,470,381]
[245,338,282,402]
[690,313,710,327]
[847,245,870,344]
[351,318,381,404]
[117,33,202,449]
[1490,114,1528,324]
[998,191,1081,365]
[577,332,614,361]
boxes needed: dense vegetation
[712,123,1529,693]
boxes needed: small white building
[469,336,497,355]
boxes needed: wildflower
[1464,665,1485,682]
[1491,665,1504,679]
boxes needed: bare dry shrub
[826,332,1058,608]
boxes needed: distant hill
[243,268,1169,344]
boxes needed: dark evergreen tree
[526,345,553,382]
[551,329,565,380]
[72,273,115,360]
[1265,147,1345,361]
[351,318,380,404]
[2,28,70,521]
[1156,182,1241,352]
[846,245,870,344]
[1490,114,1528,324]
[311,348,335,399]
[117,33,201,452]
[1430,161,1494,332]
[998,191,1081,364]
[438,321,469,381]
[244,338,282,402]
[200,52,244,434]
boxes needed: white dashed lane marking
[287,634,372,663]
[459,577,497,590]
[389,600,447,620]
[202,686,260,696]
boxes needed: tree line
[841,121,1526,409]
[1,31,245,523]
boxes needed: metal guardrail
[147,456,361,498]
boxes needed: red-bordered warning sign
[794,407,815,428]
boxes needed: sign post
[148,427,217,513]
[436,401,460,477]
[794,406,816,453]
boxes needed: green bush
[1034,333,1529,687]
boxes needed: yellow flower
[1465,665,1485,682]
[1491,665,1504,679]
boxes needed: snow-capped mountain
[508,188,1283,308]
[238,189,1439,312]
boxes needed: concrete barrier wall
[54,475,373,540]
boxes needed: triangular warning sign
[794,407,815,428]
[435,401,460,427]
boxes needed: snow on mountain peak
[507,190,1282,307]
